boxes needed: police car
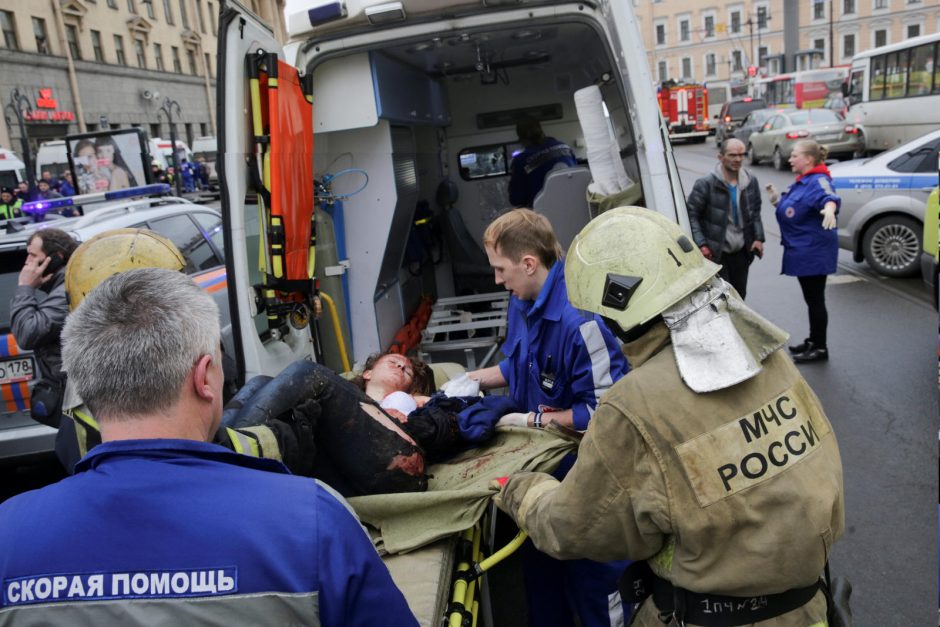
[0,186,227,463]
[831,129,940,278]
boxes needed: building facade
[0,0,286,162]
[633,0,939,86]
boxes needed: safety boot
[793,345,829,363]
[788,338,812,354]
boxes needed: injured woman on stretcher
[217,352,521,497]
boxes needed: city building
[633,0,939,85]
[0,0,286,162]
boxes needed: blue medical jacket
[775,172,841,276]
[0,439,417,626]
[498,261,629,430]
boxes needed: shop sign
[23,87,75,123]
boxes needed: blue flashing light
[21,197,75,215]
[103,183,171,201]
[308,2,346,26]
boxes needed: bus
[756,66,849,110]
[704,79,749,123]
[845,32,940,154]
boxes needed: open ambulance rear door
[217,1,318,384]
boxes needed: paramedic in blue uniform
[0,268,417,626]
[508,115,577,207]
[463,208,630,627]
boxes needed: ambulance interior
[269,15,650,371]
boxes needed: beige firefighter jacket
[497,322,844,626]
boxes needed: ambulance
[217,0,691,621]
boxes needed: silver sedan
[747,109,864,170]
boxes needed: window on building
[679,19,689,42]
[758,45,768,66]
[874,0,887,9]
[107,0,118,9]
[658,60,668,82]
[704,15,715,38]
[907,23,921,38]
[732,49,743,71]
[813,0,825,19]
[65,24,82,60]
[196,0,207,34]
[681,57,692,78]
[134,39,146,68]
[0,11,19,50]
[32,17,50,54]
[185,123,194,146]
[200,122,208,136]
[114,34,126,65]
[204,52,212,78]
[656,23,666,46]
[187,48,198,74]
[757,6,768,29]
[171,46,182,73]
[814,38,825,53]
[843,0,856,13]
[91,30,104,61]
[208,2,216,31]
[145,0,155,18]
[154,42,164,71]
[179,0,190,28]
[874,29,887,47]
[150,123,161,139]
[843,34,855,58]
[164,0,175,25]
[730,11,741,34]
[705,53,716,76]
[127,0,137,14]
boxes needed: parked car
[732,108,781,147]
[830,129,940,278]
[748,108,863,170]
[920,187,938,309]
[0,195,226,463]
[714,97,766,148]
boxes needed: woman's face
[789,148,814,175]
[76,146,97,171]
[96,144,115,165]
[364,354,415,392]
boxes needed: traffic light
[747,65,758,77]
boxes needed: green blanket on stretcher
[348,426,575,555]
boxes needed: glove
[440,373,481,397]
[699,245,713,260]
[820,204,837,230]
[496,412,531,427]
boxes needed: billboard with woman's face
[66,129,150,195]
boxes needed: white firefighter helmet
[65,228,185,311]
[565,207,720,331]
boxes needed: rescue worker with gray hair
[0,267,417,624]
[493,206,845,626]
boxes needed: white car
[830,129,940,277]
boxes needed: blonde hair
[483,208,563,269]
[794,139,829,165]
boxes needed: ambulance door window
[144,213,222,272]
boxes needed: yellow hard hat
[65,228,185,311]
[565,207,720,331]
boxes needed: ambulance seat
[436,179,494,294]
[532,166,593,251]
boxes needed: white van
[35,140,70,180]
[0,148,26,191]
[148,138,193,171]
[190,136,218,185]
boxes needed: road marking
[828,274,863,285]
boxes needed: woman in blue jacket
[767,139,840,363]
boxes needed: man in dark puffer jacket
[686,138,765,298]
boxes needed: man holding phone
[686,138,765,299]
[11,228,78,465]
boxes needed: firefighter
[494,207,845,626]
[61,229,315,474]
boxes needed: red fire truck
[658,81,709,143]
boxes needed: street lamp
[4,88,36,196]
[157,96,183,197]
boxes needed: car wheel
[772,147,786,171]
[748,143,760,165]
[861,215,922,278]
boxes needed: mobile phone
[43,254,65,276]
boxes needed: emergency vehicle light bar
[21,184,172,215]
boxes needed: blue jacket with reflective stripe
[498,261,629,430]
[775,172,841,276]
[0,439,417,626]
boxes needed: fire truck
[658,81,710,143]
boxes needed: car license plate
[0,356,35,385]
[816,133,839,141]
